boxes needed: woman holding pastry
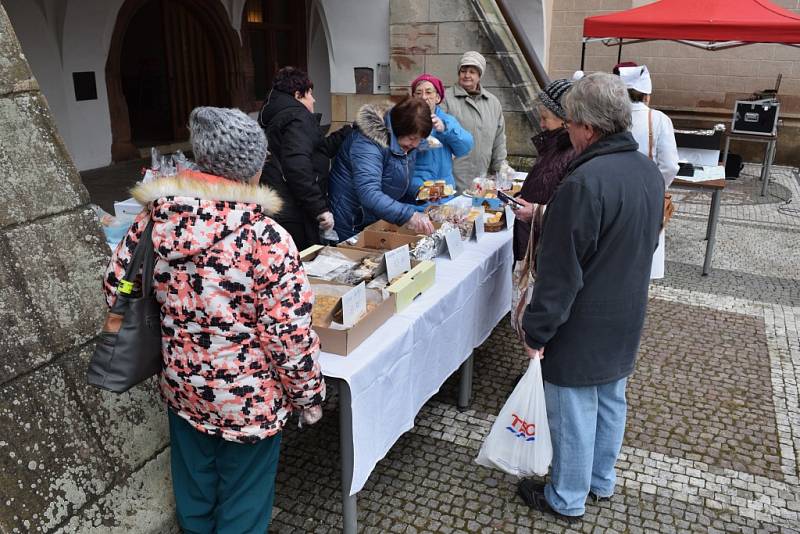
[405,73,474,208]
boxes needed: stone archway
[105,0,246,161]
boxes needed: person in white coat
[618,64,679,279]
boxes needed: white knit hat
[459,51,486,75]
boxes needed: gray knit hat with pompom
[189,107,267,183]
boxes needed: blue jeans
[543,377,628,517]
[168,410,282,534]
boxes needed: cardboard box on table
[300,244,436,312]
[387,260,436,310]
[339,229,423,252]
[364,220,443,235]
[337,230,436,308]
[364,220,420,236]
[308,279,396,356]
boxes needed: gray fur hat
[189,107,267,183]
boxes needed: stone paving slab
[270,311,800,532]
[656,261,800,307]
[630,299,782,481]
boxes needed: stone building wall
[547,0,800,165]
[330,0,542,162]
[390,0,539,158]
[0,4,174,532]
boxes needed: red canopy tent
[581,0,800,69]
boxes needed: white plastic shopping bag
[475,358,552,477]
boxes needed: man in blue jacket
[517,73,664,523]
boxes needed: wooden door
[161,0,228,139]
[243,0,307,103]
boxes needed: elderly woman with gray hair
[103,107,325,532]
[517,73,664,523]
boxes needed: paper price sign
[444,228,464,259]
[341,281,367,327]
[473,214,485,241]
[505,204,516,227]
[385,244,411,281]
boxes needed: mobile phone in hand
[497,189,523,208]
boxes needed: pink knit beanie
[411,73,446,102]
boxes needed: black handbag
[87,219,162,392]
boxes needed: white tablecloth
[320,228,513,494]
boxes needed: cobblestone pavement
[267,166,800,533]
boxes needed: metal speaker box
[731,99,779,136]
[674,129,723,150]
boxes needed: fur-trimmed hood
[355,104,392,149]
[354,103,430,155]
[131,171,284,261]
[132,171,282,211]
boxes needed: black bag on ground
[87,219,162,393]
[725,153,744,179]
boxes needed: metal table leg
[458,352,474,411]
[722,135,731,167]
[702,189,722,276]
[337,379,357,534]
[760,140,775,197]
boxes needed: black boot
[517,479,583,524]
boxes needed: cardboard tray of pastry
[300,245,435,313]
[310,279,396,356]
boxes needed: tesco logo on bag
[506,413,537,442]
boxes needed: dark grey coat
[522,131,664,387]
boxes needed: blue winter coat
[329,105,426,240]
[406,107,473,205]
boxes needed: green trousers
[168,410,282,534]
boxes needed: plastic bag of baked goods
[303,249,385,285]
[304,249,358,280]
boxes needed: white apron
[631,104,677,281]
[650,230,665,279]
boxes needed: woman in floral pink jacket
[103,107,325,533]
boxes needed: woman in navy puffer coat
[329,97,435,240]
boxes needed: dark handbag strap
[119,219,156,296]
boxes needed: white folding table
[319,228,513,533]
